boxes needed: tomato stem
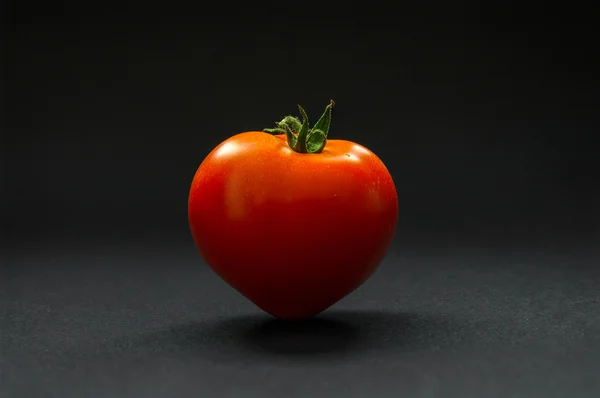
[264,100,335,154]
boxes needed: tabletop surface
[4,242,600,398]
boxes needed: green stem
[263,100,335,154]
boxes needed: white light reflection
[213,141,245,159]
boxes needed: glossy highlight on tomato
[188,101,398,319]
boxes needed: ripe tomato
[188,101,398,319]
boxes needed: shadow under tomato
[237,316,362,356]
[158,309,458,358]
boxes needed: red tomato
[188,101,398,319]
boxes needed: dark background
[4,3,600,398]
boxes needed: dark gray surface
[3,243,600,398]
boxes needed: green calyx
[263,100,335,154]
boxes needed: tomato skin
[188,132,398,319]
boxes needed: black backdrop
[5,3,600,398]
[8,5,598,248]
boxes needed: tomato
[188,101,398,319]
